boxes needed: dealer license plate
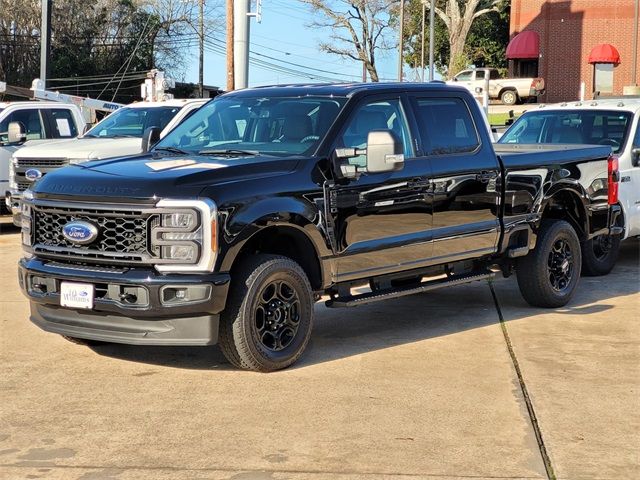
[60,282,94,309]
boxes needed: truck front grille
[17,158,68,168]
[32,204,159,264]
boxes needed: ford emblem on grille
[25,169,43,182]
[62,221,99,245]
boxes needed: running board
[325,271,495,308]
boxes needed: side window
[0,109,45,141]
[633,120,640,148]
[490,69,501,80]
[456,71,473,82]
[413,98,480,155]
[340,98,412,167]
[48,109,78,138]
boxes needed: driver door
[327,95,433,283]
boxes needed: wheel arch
[218,198,331,291]
[538,186,589,240]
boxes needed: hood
[32,153,301,201]
[14,137,143,161]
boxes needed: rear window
[49,108,78,138]
[413,98,479,155]
[499,109,633,153]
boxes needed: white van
[0,102,86,212]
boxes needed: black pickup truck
[18,83,622,371]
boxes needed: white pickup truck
[498,98,640,274]
[8,98,208,223]
[448,68,545,105]
[0,102,86,213]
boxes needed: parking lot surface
[1,219,638,480]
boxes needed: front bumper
[19,258,230,345]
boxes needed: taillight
[608,154,619,205]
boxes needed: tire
[516,220,582,308]
[219,254,314,372]
[61,335,105,346]
[581,234,621,276]
[501,90,518,105]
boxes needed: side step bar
[325,271,495,308]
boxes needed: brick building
[508,0,640,103]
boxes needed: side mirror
[453,77,458,82]
[7,122,26,144]
[141,127,161,153]
[82,124,91,135]
[475,86,483,94]
[632,147,640,167]
[365,130,404,173]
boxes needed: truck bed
[495,143,612,169]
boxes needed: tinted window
[413,98,479,155]
[49,108,78,138]
[633,120,640,148]
[85,106,181,138]
[155,96,346,157]
[499,110,633,153]
[0,109,45,142]
[490,69,501,80]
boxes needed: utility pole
[40,0,52,89]
[428,0,435,81]
[398,0,405,82]
[198,0,204,97]
[234,0,250,89]
[226,0,235,91]
[420,2,426,82]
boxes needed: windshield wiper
[198,149,259,156]
[153,146,190,155]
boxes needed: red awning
[588,44,621,64]
[506,31,540,60]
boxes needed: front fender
[217,196,333,275]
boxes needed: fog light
[161,245,197,261]
[161,285,211,305]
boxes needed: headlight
[21,201,32,247]
[152,199,217,273]
[68,158,89,165]
[9,161,16,189]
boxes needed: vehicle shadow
[0,217,19,235]
[90,238,639,371]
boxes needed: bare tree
[424,0,504,77]
[298,0,399,82]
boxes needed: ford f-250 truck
[18,83,622,371]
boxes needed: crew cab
[8,98,208,223]
[0,102,86,213]
[499,99,638,275]
[448,67,545,105]
[18,83,621,371]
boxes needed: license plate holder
[60,282,94,309]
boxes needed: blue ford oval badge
[25,169,43,182]
[62,221,98,245]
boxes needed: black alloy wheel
[253,280,301,352]
[547,238,574,292]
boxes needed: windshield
[154,95,346,156]
[84,106,181,138]
[499,109,633,154]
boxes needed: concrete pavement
[0,223,638,479]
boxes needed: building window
[594,63,614,94]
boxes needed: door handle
[476,171,497,183]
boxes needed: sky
[183,0,410,89]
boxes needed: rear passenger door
[43,108,79,138]
[409,94,501,262]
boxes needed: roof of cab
[221,81,466,99]
[533,97,640,114]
